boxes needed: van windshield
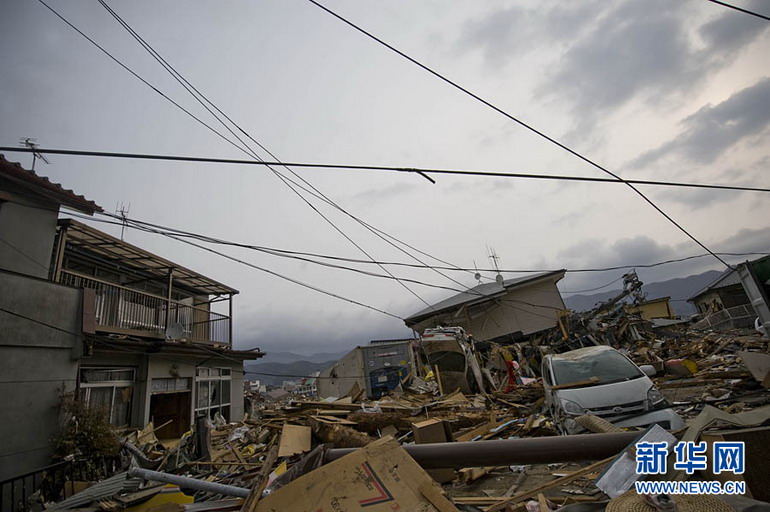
[551,350,643,386]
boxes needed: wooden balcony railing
[59,270,230,345]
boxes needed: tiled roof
[0,154,102,214]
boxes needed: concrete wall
[317,348,364,399]
[0,270,81,480]
[0,193,59,279]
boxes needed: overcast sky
[2,0,769,355]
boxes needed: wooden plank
[537,493,549,512]
[455,420,500,442]
[485,456,613,512]
[435,365,444,395]
[418,481,460,512]
[309,415,357,426]
[457,466,499,483]
[241,442,278,512]
[277,424,311,458]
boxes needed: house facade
[404,270,567,343]
[0,156,263,479]
[688,268,751,315]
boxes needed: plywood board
[277,424,311,458]
[255,437,459,512]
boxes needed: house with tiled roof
[0,156,263,483]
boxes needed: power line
[561,275,626,294]
[96,0,436,311]
[34,0,255,159]
[0,237,50,271]
[0,305,82,337]
[705,0,770,21]
[3,147,768,194]
[139,221,404,320]
[70,211,768,317]
[85,211,769,275]
[305,0,735,268]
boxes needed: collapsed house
[689,255,770,333]
[0,156,263,481]
[404,270,567,344]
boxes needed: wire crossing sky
[2,0,769,354]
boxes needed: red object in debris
[504,359,518,392]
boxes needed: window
[195,367,231,421]
[79,367,135,426]
[551,349,643,386]
[151,377,191,393]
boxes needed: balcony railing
[59,270,230,345]
[692,304,756,331]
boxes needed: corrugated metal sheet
[47,472,142,510]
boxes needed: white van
[542,346,684,435]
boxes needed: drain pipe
[324,431,640,469]
[127,467,250,498]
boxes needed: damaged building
[404,270,567,343]
[0,156,263,480]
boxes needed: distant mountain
[564,270,722,317]
[244,353,347,386]
[251,349,349,365]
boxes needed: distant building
[318,339,415,399]
[688,255,770,331]
[294,376,317,396]
[404,270,567,343]
[688,268,751,315]
[626,296,674,320]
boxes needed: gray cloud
[631,77,770,167]
[555,228,770,295]
[458,0,768,129]
[545,2,693,117]
[234,310,411,355]
[699,0,770,55]
[654,188,745,211]
[456,2,601,69]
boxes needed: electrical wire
[305,0,735,268]
[705,0,770,21]
[96,0,436,311]
[561,275,627,294]
[3,147,768,194]
[94,0,475,294]
[74,209,769,276]
[34,0,254,159]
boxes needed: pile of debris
[25,326,770,512]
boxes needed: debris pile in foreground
[20,327,770,512]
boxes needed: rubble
[24,323,770,512]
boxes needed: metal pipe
[127,468,250,498]
[324,431,640,469]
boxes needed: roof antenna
[19,138,51,171]
[488,246,504,285]
[116,202,131,241]
[473,260,482,285]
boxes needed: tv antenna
[473,260,482,285]
[487,246,504,285]
[116,202,131,241]
[19,138,51,171]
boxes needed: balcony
[691,303,757,332]
[59,270,231,345]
